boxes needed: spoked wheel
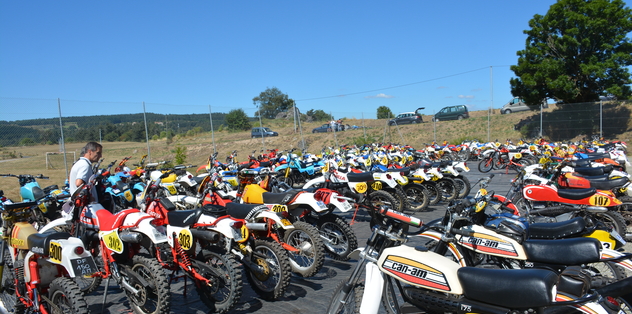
[245,239,292,301]
[451,175,471,199]
[125,255,171,314]
[47,277,89,314]
[589,211,627,239]
[326,280,364,314]
[424,182,442,206]
[436,178,458,202]
[366,190,399,211]
[0,250,21,314]
[403,184,430,211]
[478,157,493,173]
[386,188,409,211]
[283,221,325,277]
[316,214,358,261]
[196,248,243,314]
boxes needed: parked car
[501,97,548,114]
[432,105,469,122]
[312,123,344,133]
[388,112,423,125]
[251,127,278,138]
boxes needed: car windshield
[263,128,271,132]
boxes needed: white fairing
[23,237,95,283]
[377,245,463,295]
[303,176,325,189]
[124,213,168,244]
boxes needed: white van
[501,97,548,114]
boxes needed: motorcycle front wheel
[478,157,494,173]
[124,255,171,314]
[48,277,89,314]
[196,248,243,314]
[317,213,358,261]
[245,239,292,301]
[326,280,364,314]
[283,221,325,277]
[0,250,20,314]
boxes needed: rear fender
[600,248,632,272]
[291,192,328,212]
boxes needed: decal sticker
[355,182,368,194]
[178,229,193,251]
[371,181,383,190]
[49,241,62,263]
[382,255,450,291]
[458,233,518,257]
[272,205,288,213]
[102,230,124,254]
[589,194,611,206]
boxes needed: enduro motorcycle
[237,167,358,261]
[139,169,271,311]
[326,192,632,314]
[0,200,98,314]
[1,173,68,227]
[275,148,323,188]
[508,162,628,237]
[40,165,172,314]
[415,175,632,286]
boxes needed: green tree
[306,109,333,121]
[377,106,394,119]
[510,0,632,106]
[173,145,187,165]
[252,87,295,119]
[225,109,252,131]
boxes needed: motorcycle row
[0,139,629,314]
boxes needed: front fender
[303,176,325,189]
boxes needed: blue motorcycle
[274,149,324,188]
[0,173,69,226]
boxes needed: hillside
[1,105,631,201]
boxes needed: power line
[295,66,511,102]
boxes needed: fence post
[143,102,151,163]
[57,98,69,178]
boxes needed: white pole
[209,105,216,153]
[362,112,366,141]
[142,102,151,163]
[539,103,543,138]
[600,100,603,138]
[488,66,493,142]
[57,98,69,178]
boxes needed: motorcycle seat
[523,237,601,265]
[387,167,410,176]
[262,190,302,204]
[347,172,374,183]
[507,149,521,153]
[95,208,141,232]
[458,267,557,308]
[572,166,604,176]
[27,232,72,255]
[192,176,206,185]
[556,187,597,200]
[585,152,611,160]
[528,217,586,239]
[570,160,591,168]
[226,202,264,219]
[3,201,37,211]
[167,208,204,227]
[589,176,629,190]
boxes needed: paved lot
[83,168,524,314]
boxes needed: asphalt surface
[81,168,529,314]
[3,167,630,314]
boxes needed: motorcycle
[0,200,98,314]
[326,191,632,314]
[40,162,172,314]
[1,173,68,227]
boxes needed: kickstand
[169,270,189,297]
[350,203,360,225]
[100,277,110,314]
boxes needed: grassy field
[2,105,631,201]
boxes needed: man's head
[81,142,102,163]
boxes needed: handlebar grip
[450,228,472,237]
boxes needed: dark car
[432,105,469,122]
[251,127,278,138]
[388,112,423,125]
[312,123,344,133]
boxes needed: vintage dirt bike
[326,195,632,314]
[138,169,245,313]
[40,169,172,314]
[0,200,98,314]
[415,176,632,288]
[238,167,358,261]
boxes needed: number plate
[102,230,124,254]
[280,219,292,226]
[124,190,133,202]
[316,201,327,210]
[341,201,353,211]
[49,241,63,263]
[70,257,98,277]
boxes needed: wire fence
[1,97,630,162]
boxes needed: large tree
[252,87,295,119]
[225,109,252,131]
[377,106,394,119]
[306,109,332,121]
[510,0,632,106]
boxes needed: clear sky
[1,1,563,121]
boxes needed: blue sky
[1,1,563,121]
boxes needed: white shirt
[69,157,97,200]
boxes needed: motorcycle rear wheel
[196,248,243,314]
[436,178,458,202]
[478,157,493,173]
[403,184,430,211]
[326,280,364,314]
[283,221,325,277]
[48,277,89,314]
[452,175,471,199]
[245,239,292,301]
[0,250,21,314]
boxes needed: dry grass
[2,105,631,201]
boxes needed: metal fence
[1,97,630,163]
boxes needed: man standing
[69,141,102,201]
